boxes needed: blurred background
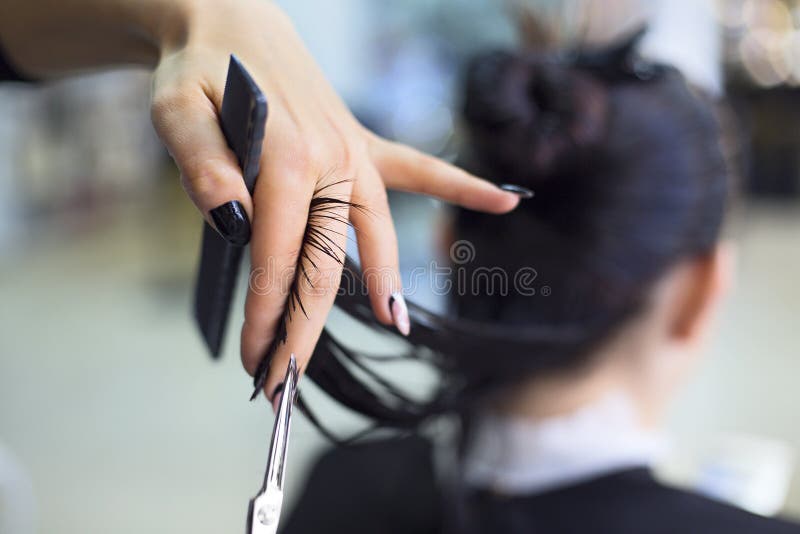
[1,0,799,532]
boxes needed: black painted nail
[499,184,534,199]
[210,200,251,246]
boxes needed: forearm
[0,0,194,78]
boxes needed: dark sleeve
[0,42,33,82]
[280,436,442,534]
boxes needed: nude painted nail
[389,292,410,336]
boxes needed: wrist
[157,0,290,54]
[136,0,195,58]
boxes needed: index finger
[369,137,526,213]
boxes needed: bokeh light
[726,0,800,87]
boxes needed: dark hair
[291,34,729,441]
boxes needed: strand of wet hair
[249,175,366,400]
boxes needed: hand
[148,1,524,401]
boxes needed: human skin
[0,0,521,398]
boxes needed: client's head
[450,40,731,424]
[308,35,732,435]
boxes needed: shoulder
[282,439,800,534]
[310,434,438,502]
[641,477,800,534]
[281,435,441,534]
[526,469,800,534]
[313,433,434,476]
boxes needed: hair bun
[463,50,609,181]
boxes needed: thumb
[151,85,254,245]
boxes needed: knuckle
[293,143,318,173]
[243,296,281,334]
[150,84,197,127]
[239,343,258,377]
[276,133,321,176]
[241,357,257,378]
[180,154,237,197]
[362,265,398,295]
[272,129,364,180]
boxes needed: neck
[491,347,663,429]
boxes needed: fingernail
[210,200,251,246]
[389,292,410,336]
[499,184,534,199]
[270,382,284,414]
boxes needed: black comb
[194,55,267,358]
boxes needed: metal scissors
[246,354,299,534]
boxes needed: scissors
[192,55,298,534]
[246,354,299,534]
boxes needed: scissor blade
[247,355,299,534]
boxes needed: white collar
[463,391,666,495]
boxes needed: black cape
[282,436,800,534]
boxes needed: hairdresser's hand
[1,0,522,398]
[149,0,525,400]
[0,0,520,398]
